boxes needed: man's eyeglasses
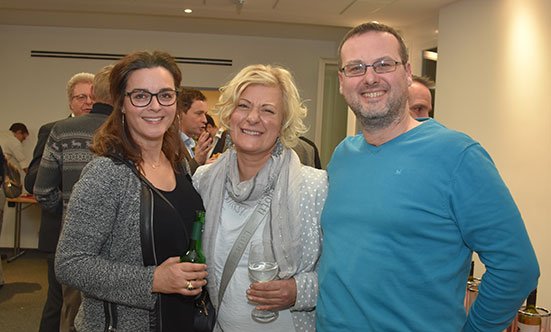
[72,94,93,102]
[340,59,404,77]
[125,89,178,107]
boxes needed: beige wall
[0,24,339,249]
[437,0,550,307]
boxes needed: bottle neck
[190,222,202,241]
[188,239,198,249]
[526,289,538,309]
[196,210,205,224]
[468,261,474,282]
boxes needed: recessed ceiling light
[184,8,193,14]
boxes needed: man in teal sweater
[316,22,539,331]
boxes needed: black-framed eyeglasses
[125,89,178,107]
[72,94,93,102]
[340,59,404,77]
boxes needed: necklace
[149,152,163,169]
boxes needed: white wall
[437,0,551,308]
[0,24,339,248]
[402,16,439,76]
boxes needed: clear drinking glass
[248,238,279,323]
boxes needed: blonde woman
[193,64,327,332]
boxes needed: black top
[153,170,204,332]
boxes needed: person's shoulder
[192,162,218,195]
[39,120,59,132]
[301,165,326,178]
[300,165,328,188]
[194,162,213,176]
[48,117,77,137]
[78,156,136,190]
[82,156,129,176]
[341,133,364,146]
[0,130,19,144]
[193,162,214,185]
[421,119,479,150]
[331,133,365,156]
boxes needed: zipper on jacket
[108,303,116,332]
[149,189,162,332]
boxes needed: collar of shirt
[215,128,224,139]
[179,131,196,157]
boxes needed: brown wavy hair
[91,51,185,172]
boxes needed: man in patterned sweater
[26,71,94,332]
[34,65,113,332]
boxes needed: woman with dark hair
[55,51,207,331]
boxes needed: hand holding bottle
[152,257,207,296]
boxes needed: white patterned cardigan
[193,162,328,332]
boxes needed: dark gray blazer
[25,120,63,252]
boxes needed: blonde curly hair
[213,64,307,148]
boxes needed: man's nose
[362,66,380,85]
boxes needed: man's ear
[338,71,344,95]
[406,62,413,86]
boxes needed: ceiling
[0,0,458,41]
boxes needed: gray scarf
[197,142,303,304]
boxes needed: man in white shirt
[0,122,29,172]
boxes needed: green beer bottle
[180,211,206,264]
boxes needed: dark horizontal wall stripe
[31,54,122,61]
[174,56,231,63]
[30,50,232,66]
[31,50,126,57]
[178,60,232,66]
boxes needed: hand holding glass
[248,239,279,323]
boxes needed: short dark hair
[178,88,206,114]
[338,22,409,66]
[412,75,435,89]
[205,113,216,127]
[9,123,28,134]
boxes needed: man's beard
[347,89,407,132]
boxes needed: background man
[25,71,94,332]
[33,66,112,332]
[316,22,539,332]
[178,87,212,173]
[205,113,229,159]
[0,122,29,173]
[408,74,434,118]
[66,72,95,117]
